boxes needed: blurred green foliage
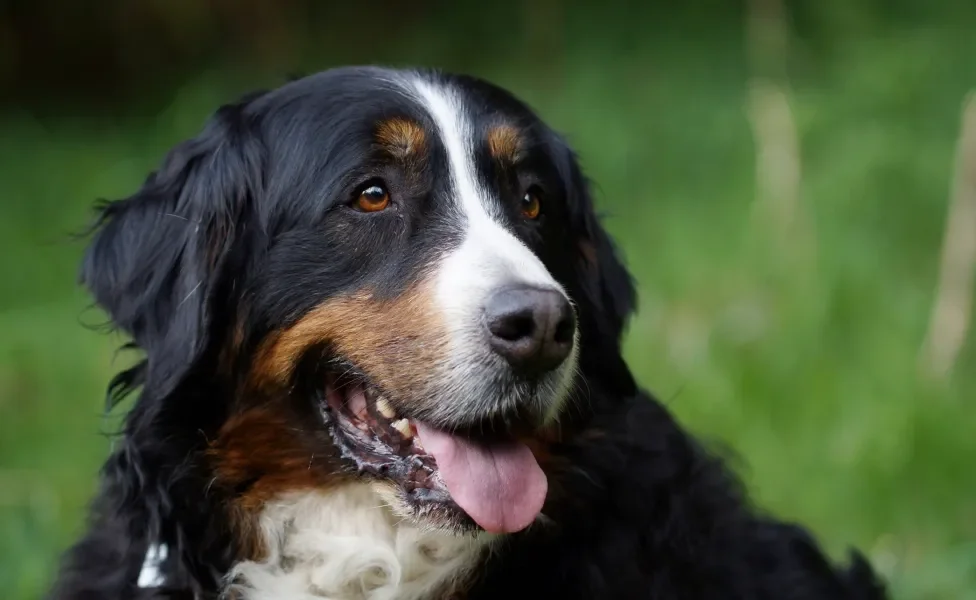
[1,2,975,598]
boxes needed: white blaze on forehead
[405,76,562,324]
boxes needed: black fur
[470,389,887,599]
[49,66,888,599]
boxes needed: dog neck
[206,484,490,600]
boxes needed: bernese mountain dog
[48,66,889,599]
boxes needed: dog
[48,66,889,599]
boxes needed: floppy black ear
[552,135,638,396]
[81,101,264,402]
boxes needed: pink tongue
[413,422,547,534]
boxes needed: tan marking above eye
[486,125,523,163]
[375,118,426,159]
[354,184,390,212]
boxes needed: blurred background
[1,0,975,597]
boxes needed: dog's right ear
[81,98,265,402]
[547,132,638,398]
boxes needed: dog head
[81,67,637,549]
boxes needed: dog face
[81,67,636,545]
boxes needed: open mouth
[321,370,549,534]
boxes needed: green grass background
[2,5,975,598]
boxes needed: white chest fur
[223,485,489,600]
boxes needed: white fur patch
[401,74,576,421]
[224,485,489,600]
[137,542,168,588]
[407,75,562,309]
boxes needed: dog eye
[520,186,542,220]
[353,183,391,213]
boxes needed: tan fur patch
[208,407,351,560]
[251,279,448,404]
[376,118,427,160]
[209,408,346,509]
[486,125,523,163]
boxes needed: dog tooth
[375,397,396,419]
[392,419,413,438]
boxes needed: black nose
[485,286,576,376]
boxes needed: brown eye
[354,184,390,212]
[520,187,542,220]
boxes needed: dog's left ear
[550,133,638,396]
[81,100,265,402]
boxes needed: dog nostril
[484,286,576,376]
[489,310,536,342]
[553,307,576,346]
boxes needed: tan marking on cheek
[375,117,427,160]
[486,124,523,163]
[209,409,346,510]
[251,279,449,405]
[208,408,351,560]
